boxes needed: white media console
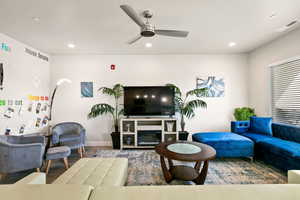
[120,118,178,149]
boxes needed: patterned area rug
[92,150,287,185]
[0,149,287,185]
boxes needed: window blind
[271,58,300,125]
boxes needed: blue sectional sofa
[232,118,300,171]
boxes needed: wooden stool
[45,146,71,174]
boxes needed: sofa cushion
[15,173,46,185]
[259,138,300,158]
[46,146,71,160]
[60,140,83,149]
[60,133,81,143]
[242,132,273,143]
[90,185,300,200]
[0,184,93,200]
[53,158,128,188]
[192,132,254,158]
[193,132,253,149]
[249,116,273,136]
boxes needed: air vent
[277,19,299,32]
[286,20,298,27]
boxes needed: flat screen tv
[124,86,175,116]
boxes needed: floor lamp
[49,78,72,121]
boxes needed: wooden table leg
[160,156,173,183]
[193,160,209,185]
[168,159,174,168]
[194,161,202,171]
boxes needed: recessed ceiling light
[228,42,236,47]
[269,13,277,19]
[145,43,152,48]
[68,43,76,48]
[32,17,40,22]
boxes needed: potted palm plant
[88,84,124,149]
[166,83,207,140]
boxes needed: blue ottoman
[45,146,71,174]
[192,132,254,159]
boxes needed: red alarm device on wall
[110,64,116,70]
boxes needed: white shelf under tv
[120,117,178,149]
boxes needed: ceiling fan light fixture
[120,4,189,45]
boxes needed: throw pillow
[250,116,273,136]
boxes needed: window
[271,58,300,125]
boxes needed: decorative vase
[126,124,131,132]
[166,122,174,132]
[126,136,132,145]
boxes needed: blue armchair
[0,135,45,176]
[51,122,86,158]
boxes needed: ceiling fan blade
[120,5,145,28]
[128,35,143,44]
[155,29,189,37]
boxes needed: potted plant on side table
[166,83,208,140]
[234,107,256,121]
[88,84,124,149]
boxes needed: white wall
[0,33,50,135]
[249,28,300,116]
[51,54,249,145]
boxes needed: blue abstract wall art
[196,76,225,97]
[81,82,93,98]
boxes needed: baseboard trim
[86,141,112,147]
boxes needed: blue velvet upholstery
[259,138,300,158]
[249,116,273,136]
[46,146,71,160]
[192,132,254,158]
[231,120,250,134]
[241,132,273,143]
[231,120,300,170]
[272,123,300,143]
[52,122,86,150]
[0,135,45,173]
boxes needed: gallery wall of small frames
[0,35,50,136]
[0,95,49,135]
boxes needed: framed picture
[81,82,93,98]
[196,76,225,97]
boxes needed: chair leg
[45,160,52,174]
[63,157,69,169]
[82,146,86,153]
[248,157,254,162]
[78,147,83,158]
[36,168,41,172]
[0,173,6,181]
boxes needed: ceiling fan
[120,4,189,44]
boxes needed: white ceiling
[0,0,300,55]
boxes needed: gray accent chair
[0,135,45,176]
[51,122,86,158]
